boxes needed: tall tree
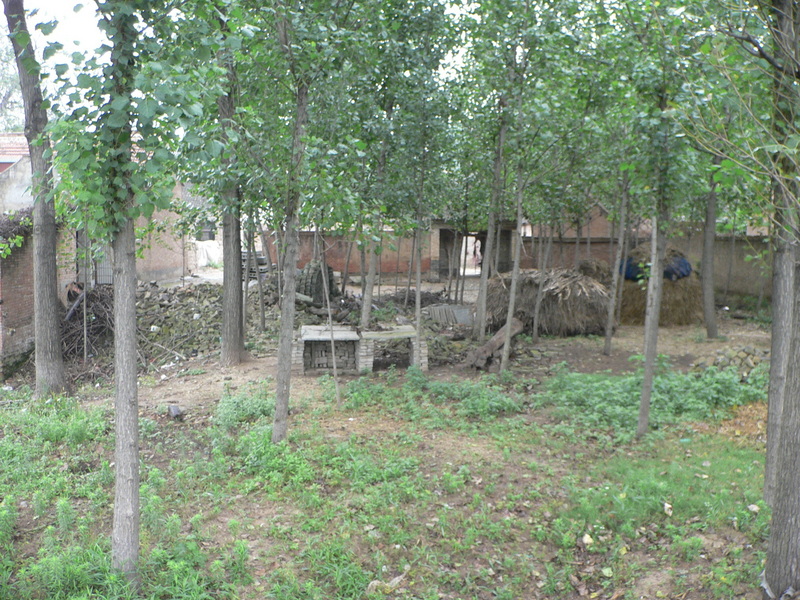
[734,1,800,595]
[3,0,65,396]
[50,0,189,583]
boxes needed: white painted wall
[0,158,33,213]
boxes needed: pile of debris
[486,269,610,337]
[62,285,115,358]
[376,288,450,310]
[61,281,280,371]
[691,346,769,380]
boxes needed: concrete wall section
[0,158,33,213]
[135,210,194,283]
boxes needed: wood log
[464,317,523,370]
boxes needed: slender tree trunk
[273,210,299,444]
[360,234,380,329]
[473,96,507,342]
[616,229,630,325]
[405,233,416,307]
[724,212,736,304]
[702,155,722,339]
[111,216,140,584]
[3,0,65,396]
[532,227,553,343]
[341,238,354,296]
[242,228,253,335]
[501,165,525,371]
[250,228,265,331]
[272,66,308,443]
[604,176,629,356]
[414,223,423,367]
[636,210,668,439]
[318,230,341,406]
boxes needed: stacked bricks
[410,339,429,371]
[304,340,357,372]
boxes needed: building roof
[0,133,29,165]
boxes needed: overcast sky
[26,1,104,63]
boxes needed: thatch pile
[486,269,611,337]
[619,273,703,326]
[577,258,612,286]
[619,244,703,326]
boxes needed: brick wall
[0,236,35,375]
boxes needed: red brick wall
[0,236,35,373]
[262,231,433,277]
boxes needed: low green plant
[216,380,275,429]
[541,364,766,441]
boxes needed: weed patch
[540,364,767,442]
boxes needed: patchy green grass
[0,365,768,599]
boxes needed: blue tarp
[622,256,693,281]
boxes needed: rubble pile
[377,289,450,310]
[61,281,280,372]
[691,346,769,380]
[137,282,230,363]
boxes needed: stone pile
[136,282,229,363]
[691,346,770,380]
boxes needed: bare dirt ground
[132,307,770,444]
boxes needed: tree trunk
[604,176,628,356]
[360,234,380,329]
[218,49,243,366]
[221,209,243,365]
[636,210,667,439]
[253,232,266,332]
[702,154,722,339]
[3,0,65,396]
[501,163,526,371]
[764,258,800,598]
[272,67,308,443]
[473,96,507,342]
[318,229,342,406]
[342,239,354,296]
[242,228,253,334]
[532,227,553,344]
[724,212,736,305]
[111,216,140,584]
[405,233,416,307]
[765,229,795,506]
[762,2,800,592]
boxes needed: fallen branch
[464,317,523,370]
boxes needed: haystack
[619,273,703,326]
[577,258,612,286]
[486,269,611,337]
[619,244,702,326]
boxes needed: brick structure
[0,236,35,376]
[293,325,428,376]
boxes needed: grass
[0,363,770,599]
